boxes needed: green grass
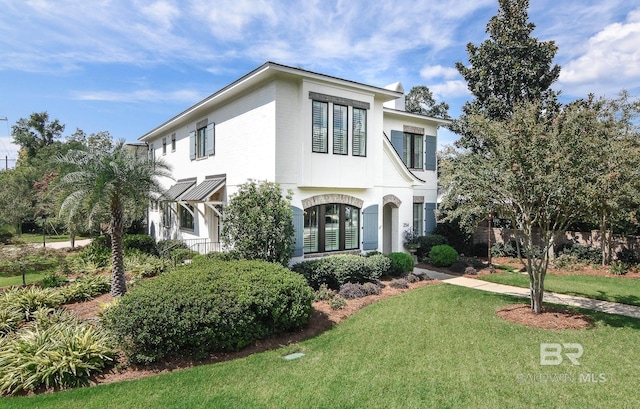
[12,234,88,244]
[480,272,640,306]
[0,271,50,287]
[6,284,640,408]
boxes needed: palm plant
[56,140,171,296]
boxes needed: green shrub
[491,241,518,258]
[101,259,314,364]
[200,251,243,262]
[429,245,459,267]
[123,234,157,255]
[390,278,409,289]
[78,242,111,269]
[557,243,601,264]
[291,254,385,290]
[329,295,347,310]
[40,272,68,288]
[61,275,111,303]
[0,306,23,335]
[156,239,188,257]
[0,286,65,321]
[553,254,584,271]
[314,283,336,301]
[415,234,448,262]
[0,315,116,395]
[124,250,165,278]
[610,262,628,276]
[387,252,414,276]
[170,248,199,264]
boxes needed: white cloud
[429,80,470,100]
[558,8,640,96]
[72,89,203,103]
[420,65,459,80]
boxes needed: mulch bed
[496,303,594,330]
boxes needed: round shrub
[338,283,367,299]
[387,252,414,276]
[291,254,385,290]
[389,278,409,289]
[123,234,157,255]
[429,245,459,267]
[415,234,448,262]
[101,259,314,364]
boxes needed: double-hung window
[312,101,328,153]
[171,133,176,152]
[403,132,423,169]
[413,203,424,236]
[352,108,367,156]
[333,104,348,155]
[190,121,215,160]
[196,126,207,158]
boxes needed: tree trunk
[110,200,127,297]
[70,232,76,249]
[530,271,545,314]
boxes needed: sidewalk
[415,267,640,319]
[35,239,92,249]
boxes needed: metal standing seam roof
[163,178,196,201]
[180,176,226,202]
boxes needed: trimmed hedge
[387,252,414,276]
[291,254,390,290]
[429,245,459,267]
[101,259,314,364]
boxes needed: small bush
[0,306,23,335]
[403,273,420,283]
[491,241,519,258]
[0,287,65,321]
[123,234,157,255]
[156,239,188,257]
[0,317,116,395]
[171,248,199,264]
[61,275,111,303]
[291,254,385,290]
[553,254,584,271]
[314,284,336,301]
[448,261,467,273]
[610,262,628,276]
[616,246,639,264]
[415,234,448,262]
[429,245,459,267]
[329,295,347,310]
[201,251,243,262]
[387,252,414,276]
[124,250,164,278]
[558,243,601,264]
[338,283,367,299]
[362,282,382,295]
[78,242,111,269]
[389,278,408,289]
[102,259,314,364]
[40,272,68,288]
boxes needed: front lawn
[479,273,640,307]
[0,271,49,287]
[7,284,640,408]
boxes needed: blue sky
[1,0,639,167]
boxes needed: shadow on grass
[491,293,640,330]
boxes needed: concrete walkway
[33,239,92,249]
[415,267,640,319]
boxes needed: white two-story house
[139,62,449,263]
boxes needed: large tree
[440,101,606,313]
[405,86,451,119]
[12,112,65,161]
[55,140,171,296]
[452,0,561,149]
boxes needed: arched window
[304,203,360,253]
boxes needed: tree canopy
[452,0,561,149]
[12,112,65,161]
[405,86,451,119]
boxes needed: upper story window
[312,101,328,153]
[162,137,167,155]
[310,92,369,157]
[352,108,367,157]
[403,132,423,169]
[171,133,176,152]
[333,104,348,155]
[190,120,215,160]
[390,129,437,171]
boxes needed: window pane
[197,127,207,158]
[344,205,359,249]
[352,108,366,156]
[324,204,340,251]
[414,135,423,169]
[333,105,348,155]
[304,207,319,253]
[312,101,328,153]
[180,204,194,230]
[403,134,411,167]
[413,203,423,236]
